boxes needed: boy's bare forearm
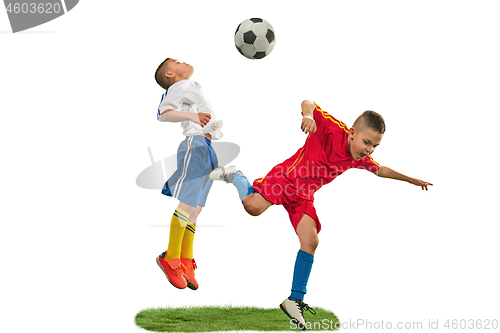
[158,110,196,123]
[377,166,433,191]
[377,166,412,182]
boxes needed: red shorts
[252,176,321,233]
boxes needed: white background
[1,1,499,332]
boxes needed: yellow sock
[181,223,196,260]
[166,207,190,261]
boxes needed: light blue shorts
[161,136,218,207]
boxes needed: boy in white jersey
[154,58,223,290]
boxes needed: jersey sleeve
[158,86,182,117]
[158,81,207,116]
[356,155,381,173]
[312,103,327,135]
[310,103,350,136]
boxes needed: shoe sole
[280,304,305,330]
[186,279,198,290]
[156,256,186,289]
[181,260,198,290]
[183,272,198,290]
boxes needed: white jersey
[157,80,223,140]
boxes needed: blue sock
[289,250,314,301]
[232,171,255,201]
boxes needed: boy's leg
[209,166,273,216]
[166,202,196,261]
[210,167,255,200]
[158,136,214,289]
[181,204,202,290]
[291,214,318,300]
[295,214,319,256]
[156,202,197,289]
[280,214,318,328]
[181,204,201,260]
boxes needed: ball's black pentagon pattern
[234,18,275,60]
[254,52,266,59]
[266,29,275,43]
[243,30,257,44]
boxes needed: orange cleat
[180,256,199,290]
[156,251,187,289]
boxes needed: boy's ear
[348,127,355,138]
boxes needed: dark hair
[354,110,386,134]
[154,57,171,90]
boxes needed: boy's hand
[301,116,317,134]
[196,112,211,127]
[409,178,433,191]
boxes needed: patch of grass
[135,305,338,332]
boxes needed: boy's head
[348,110,385,161]
[155,58,194,90]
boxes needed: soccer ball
[234,18,275,59]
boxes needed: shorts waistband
[185,135,212,146]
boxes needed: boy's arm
[158,109,211,127]
[376,166,433,191]
[300,100,317,134]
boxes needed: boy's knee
[311,236,319,250]
[300,236,319,255]
[244,202,263,216]
[306,235,319,251]
[243,196,262,216]
[302,236,319,251]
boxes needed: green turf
[135,305,339,332]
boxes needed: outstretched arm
[376,166,433,191]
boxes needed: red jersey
[254,103,380,202]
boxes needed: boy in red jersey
[209,100,432,328]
